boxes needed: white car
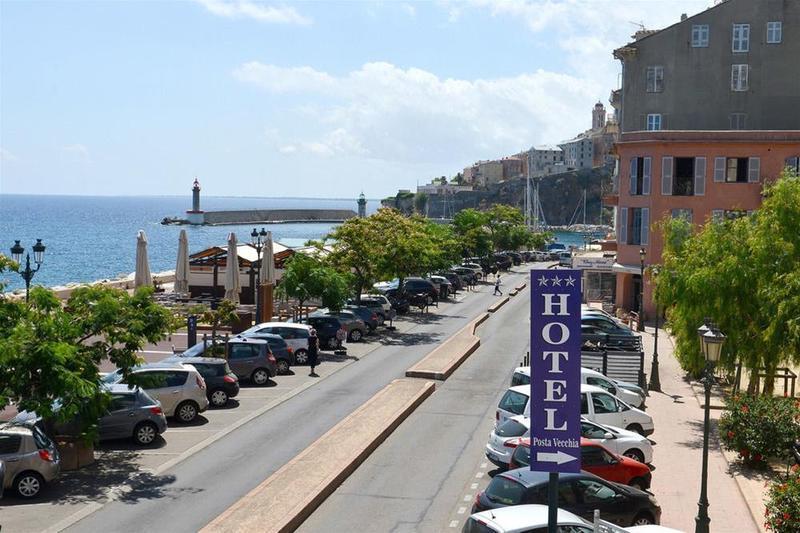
[460,263,484,279]
[485,415,530,468]
[496,384,654,436]
[463,504,592,533]
[511,366,646,408]
[239,322,311,362]
[581,418,654,464]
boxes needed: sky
[0,0,711,199]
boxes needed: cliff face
[424,166,613,225]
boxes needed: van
[558,250,573,267]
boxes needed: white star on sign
[565,276,576,287]
[537,275,549,286]
[551,275,562,286]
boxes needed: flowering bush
[719,394,800,466]
[765,465,800,533]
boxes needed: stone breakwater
[202,209,357,225]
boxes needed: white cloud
[234,62,335,93]
[0,147,18,162]
[195,0,312,25]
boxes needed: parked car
[428,275,452,299]
[509,438,652,491]
[503,252,523,265]
[296,314,344,349]
[460,263,484,280]
[579,418,654,464]
[510,366,645,408]
[349,295,395,322]
[437,271,464,292]
[558,250,573,267]
[493,254,513,270]
[234,331,295,374]
[402,278,439,303]
[239,322,312,365]
[0,423,60,498]
[463,504,592,533]
[473,469,661,527]
[344,304,381,332]
[582,315,636,336]
[485,415,530,468]
[495,385,654,436]
[101,361,210,423]
[311,309,367,342]
[0,459,5,499]
[162,356,239,407]
[175,337,279,385]
[450,267,478,285]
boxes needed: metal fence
[581,350,646,387]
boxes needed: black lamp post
[10,239,46,302]
[695,320,726,533]
[250,227,268,323]
[648,265,662,392]
[638,247,646,332]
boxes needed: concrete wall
[618,0,800,132]
[203,209,357,225]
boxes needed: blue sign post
[530,269,582,532]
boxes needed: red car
[508,437,652,491]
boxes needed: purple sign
[529,269,582,473]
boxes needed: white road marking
[480,462,487,469]
[470,483,478,490]
[475,472,484,478]
[449,521,459,528]
[463,494,472,502]
[457,507,467,515]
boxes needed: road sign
[530,269,582,474]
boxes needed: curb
[515,282,527,291]
[488,296,510,313]
[201,379,435,533]
[405,313,488,381]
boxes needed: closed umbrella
[224,232,241,304]
[134,230,152,288]
[175,229,189,294]
[260,231,275,284]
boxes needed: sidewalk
[637,325,760,532]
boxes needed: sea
[0,194,586,292]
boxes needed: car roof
[513,366,605,380]
[133,361,188,371]
[581,384,608,394]
[0,423,34,435]
[507,414,530,427]
[469,504,587,530]
[164,356,226,365]
[507,385,531,397]
[498,468,586,487]
[228,336,268,345]
[253,322,311,330]
[105,383,143,394]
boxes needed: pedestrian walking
[494,274,503,295]
[308,329,319,377]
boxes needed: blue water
[0,195,377,291]
[0,194,589,292]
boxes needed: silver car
[102,362,209,423]
[0,423,60,498]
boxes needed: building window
[629,157,651,195]
[725,209,748,220]
[730,113,747,130]
[692,24,709,47]
[629,208,642,245]
[732,23,750,52]
[646,114,662,131]
[671,208,693,222]
[731,64,749,91]
[786,156,800,173]
[646,66,664,92]
[767,21,782,43]
[673,157,695,196]
[725,157,760,183]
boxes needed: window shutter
[619,207,628,244]
[641,208,650,245]
[714,157,726,182]
[711,209,724,223]
[642,157,652,195]
[629,158,638,195]
[694,157,707,196]
[748,157,761,182]
[661,156,673,196]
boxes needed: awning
[612,262,643,275]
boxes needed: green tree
[452,208,492,259]
[279,253,351,315]
[657,169,800,388]
[0,280,176,439]
[325,217,379,303]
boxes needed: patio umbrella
[175,229,189,294]
[134,230,152,288]
[260,231,276,284]
[224,232,241,304]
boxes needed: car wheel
[294,349,308,364]
[133,421,159,445]
[632,513,655,526]
[348,329,363,342]
[14,471,43,498]
[623,449,645,463]
[626,423,645,436]
[277,358,290,375]
[209,388,229,407]
[175,400,198,423]
[252,368,271,386]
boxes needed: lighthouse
[186,178,205,225]
[357,192,367,218]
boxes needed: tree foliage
[452,205,547,257]
[657,169,800,385]
[325,217,379,301]
[278,253,351,313]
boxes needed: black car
[473,469,661,527]
[344,304,381,331]
[233,332,295,374]
[493,254,513,270]
[436,271,464,292]
[163,356,239,407]
[300,315,343,349]
[347,298,391,323]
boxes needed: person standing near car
[494,274,503,295]
[335,326,347,354]
[308,329,319,377]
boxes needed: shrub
[765,464,800,533]
[719,394,800,466]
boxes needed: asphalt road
[64,269,529,533]
[297,272,532,532]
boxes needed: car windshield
[499,390,528,415]
[101,370,123,384]
[484,476,526,505]
[31,425,54,449]
[183,342,208,357]
[496,419,528,438]
[511,371,530,387]
[512,443,531,467]
[462,518,496,533]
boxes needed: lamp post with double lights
[10,239,46,302]
[695,320,726,533]
[648,265,662,392]
[250,227,268,322]
[638,247,646,332]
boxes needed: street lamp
[648,266,662,392]
[10,239,46,302]
[638,247,646,332]
[250,227,268,322]
[695,320,726,533]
